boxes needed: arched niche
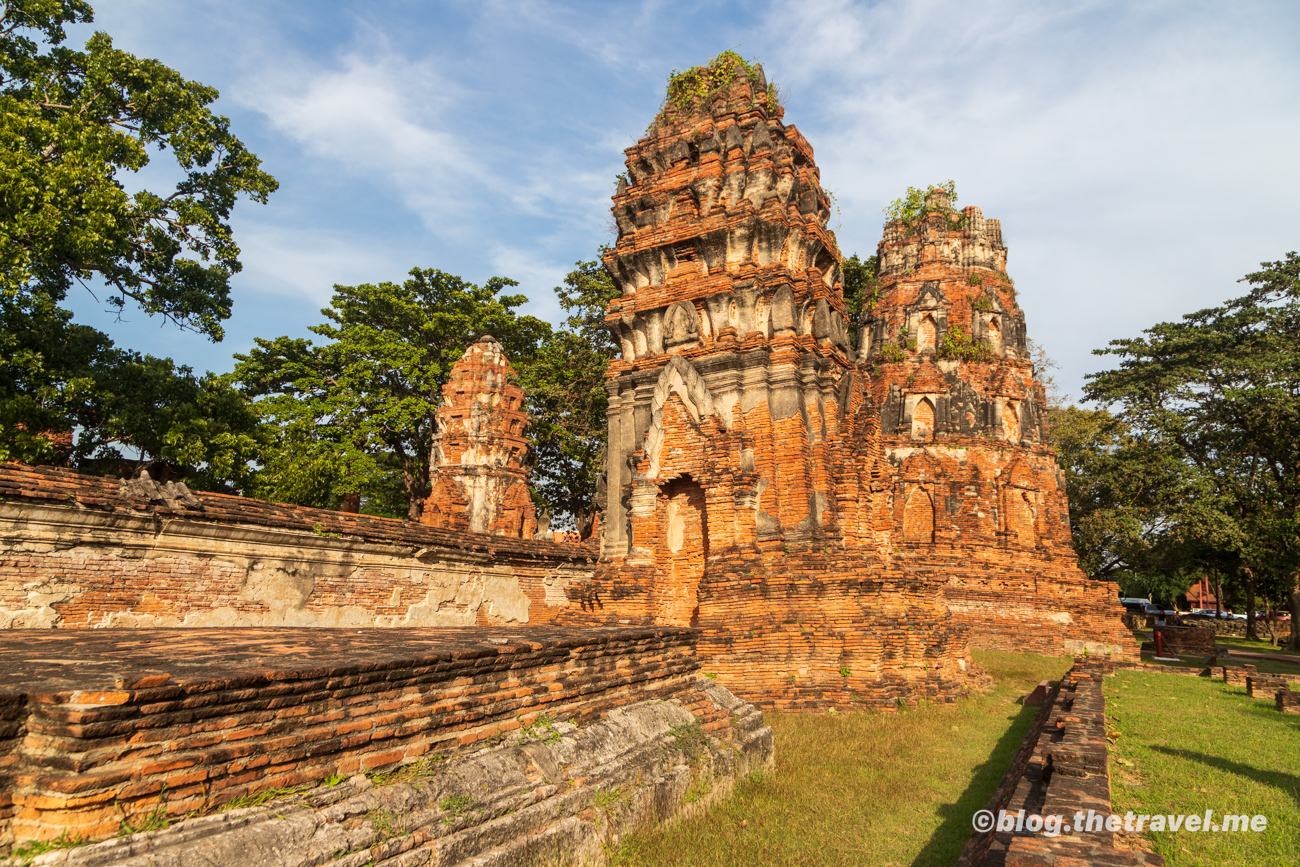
[903,487,935,543]
[1003,401,1020,441]
[911,397,936,441]
[917,314,937,353]
[655,474,708,626]
[1009,489,1038,546]
[642,355,731,480]
[986,315,1002,349]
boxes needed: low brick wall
[1246,675,1290,699]
[1153,625,1215,654]
[1279,690,1300,715]
[0,463,595,630]
[1218,663,1300,688]
[0,679,771,867]
[959,661,1165,867]
[1182,614,1291,642]
[0,626,698,849]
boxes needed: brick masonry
[422,336,538,538]
[0,679,771,866]
[0,463,593,630]
[959,661,1165,867]
[0,626,703,848]
[1279,690,1300,714]
[1152,625,1215,654]
[566,59,1134,711]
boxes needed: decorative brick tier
[0,463,594,630]
[422,336,537,538]
[0,626,696,847]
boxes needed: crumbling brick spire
[862,185,1136,659]
[599,52,854,564]
[421,335,536,538]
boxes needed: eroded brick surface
[0,463,593,630]
[0,626,697,846]
[422,336,537,538]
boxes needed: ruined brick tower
[862,189,1136,656]
[566,54,989,710]
[422,335,537,538]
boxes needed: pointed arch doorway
[656,475,708,626]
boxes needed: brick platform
[0,626,697,847]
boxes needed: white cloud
[239,46,497,242]
[755,0,1300,395]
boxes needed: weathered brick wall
[0,464,593,630]
[1153,625,1215,654]
[0,694,22,839]
[0,626,699,847]
[0,680,773,866]
[1182,614,1291,642]
[960,661,1166,866]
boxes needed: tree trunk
[1244,567,1258,641]
[1289,569,1300,652]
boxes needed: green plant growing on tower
[657,51,781,126]
[937,326,993,362]
[884,181,959,231]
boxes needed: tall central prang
[600,54,853,565]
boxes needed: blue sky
[65,0,1300,401]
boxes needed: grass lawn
[610,651,1072,867]
[1216,635,1300,659]
[1135,649,1300,677]
[1107,671,1300,867]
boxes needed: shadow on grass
[1149,746,1300,807]
[907,699,1043,867]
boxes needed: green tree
[520,258,620,535]
[1,0,277,339]
[0,1,275,484]
[1048,405,1200,592]
[235,269,551,521]
[840,253,879,347]
[1085,253,1300,646]
[0,290,263,490]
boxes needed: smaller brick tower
[422,335,537,538]
[862,187,1136,657]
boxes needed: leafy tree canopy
[519,257,619,535]
[0,289,262,490]
[234,269,552,521]
[1,0,277,340]
[840,252,879,344]
[1085,252,1300,642]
